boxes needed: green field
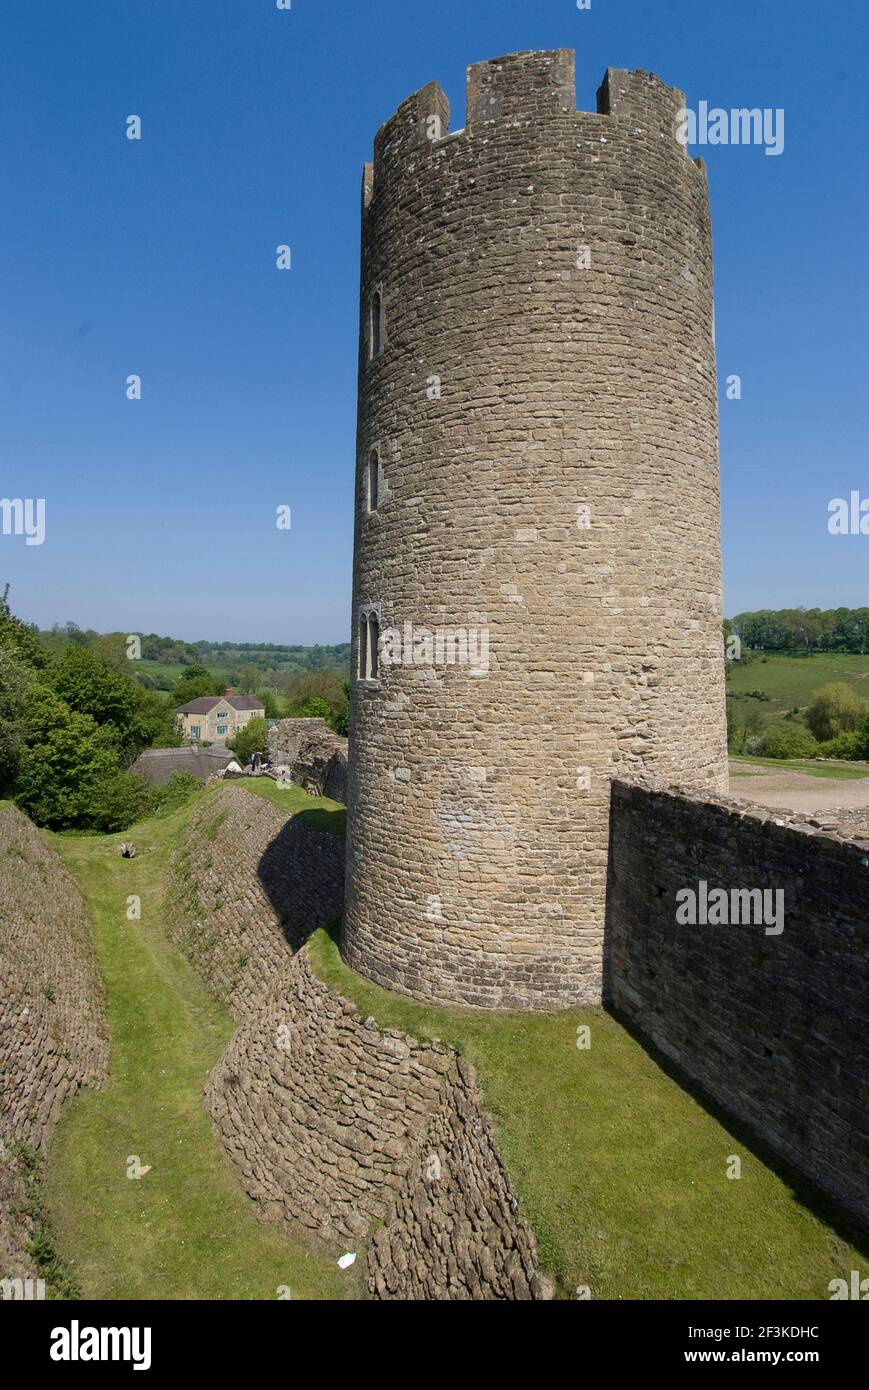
[728,652,869,718]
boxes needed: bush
[758,724,819,760]
[151,770,200,815]
[89,771,153,833]
[227,715,268,766]
[817,731,862,760]
[805,683,865,742]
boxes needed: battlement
[363,49,695,208]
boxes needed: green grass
[44,800,358,1301]
[231,776,346,833]
[309,923,866,1301]
[730,755,869,781]
[728,652,869,718]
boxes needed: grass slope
[309,923,866,1301]
[728,653,869,717]
[45,794,356,1301]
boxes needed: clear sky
[2,0,866,643]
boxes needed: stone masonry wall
[345,49,728,1012]
[164,784,346,1014]
[0,804,108,1287]
[266,719,348,802]
[168,784,547,1297]
[606,781,869,1228]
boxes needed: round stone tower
[342,49,728,1010]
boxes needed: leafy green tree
[48,646,142,749]
[256,687,281,719]
[16,714,121,828]
[89,770,152,832]
[228,716,268,765]
[758,724,819,760]
[0,585,48,669]
[805,683,865,742]
[172,666,224,706]
[0,648,35,794]
[298,696,332,722]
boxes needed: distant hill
[38,625,350,691]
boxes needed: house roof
[175,694,265,715]
[130,746,237,785]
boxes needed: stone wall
[345,48,728,1012]
[0,804,108,1287]
[164,784,346,1014]
[266,719,348,802]
[168,784,547,1297]
[606,780,869,1228]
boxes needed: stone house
[175,692,265,745]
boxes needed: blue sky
[1,0,866,643]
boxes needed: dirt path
[730,767,869,814]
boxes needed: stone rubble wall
[266,719,348,802]
[168,784,547,1297]
[606,779,869,1229]
[164,784,346,1015]
[0,804,108,1287]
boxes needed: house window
[217,725,228,736]
[369,290,383,360]
[357,610,380,681]
[367,449,379,513]
[191,725,201,739]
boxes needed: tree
[172,666,224,706]
[0,648,35,794]
[16,713,122,828]
[228,716,268,765]
[0,584,48,669]
[48,646,142,750]
[89,770,152,832]
[805,683,865,742]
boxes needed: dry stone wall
[164,784,346,1014]
[266,719,348,802]
[345,48,728,1012]
[0,804,108,1288]
[168,784,547,1297]
[606,780,869,1228]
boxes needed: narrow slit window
[370,291,382,359]
[357,612,380,681]
[369,615,380,680]
[367,450,379,512]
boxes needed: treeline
[39,624,350,675]
[728,608,869,656]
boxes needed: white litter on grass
[337,1253,356,1270]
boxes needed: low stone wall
[0,804,108,1288]
[164,784,346,1015]
[606,780,869,1228]
[266,719,348,802]
[168,783,547,1298]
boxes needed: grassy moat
[43,781,865,1300]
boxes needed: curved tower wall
[343,50,728,1010]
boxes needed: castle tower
[342,50,728,1010]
